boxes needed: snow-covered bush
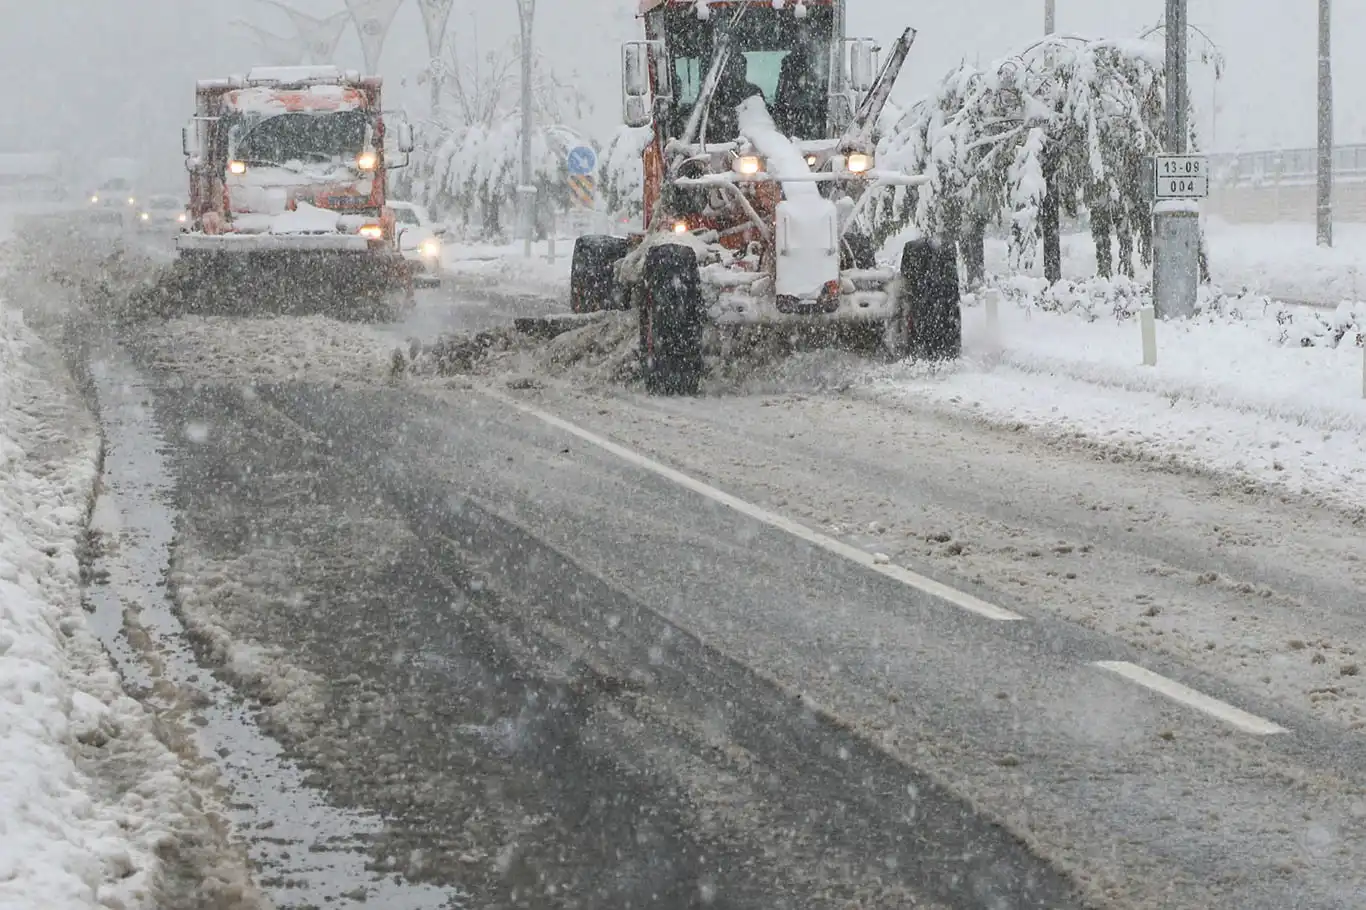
[992,274,1149,322]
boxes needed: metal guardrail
[1209,144,1366,186]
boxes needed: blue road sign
[567,145,598,176]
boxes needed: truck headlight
[177,212,188,223]
[356,151,378,171]
[846,153,874,174]
[358,224,384,240]
[228,160,247,176]
[734,155,763,177]
[420,237,441,258]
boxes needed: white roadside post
[1140,305,1158,366]
[984,288,1001,354]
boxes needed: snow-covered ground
[440,236,573,299]
[864,281,1365,513]
[981,218,1366,308]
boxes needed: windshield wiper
[679,1,751,150]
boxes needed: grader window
[661,4,833,141]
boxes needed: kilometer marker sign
[1154,154,1210,199]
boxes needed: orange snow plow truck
[164,65,417,317]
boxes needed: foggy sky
[0,0,1356,185]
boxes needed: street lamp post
[1044,0,1055,35]
[517,0,537,259]
[1317,0,1333,248]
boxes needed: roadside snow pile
[133,315,404,384]
[403,312,638,384]
[865,278,1366,512]
[441,239,572,301]
[0,301,158,908]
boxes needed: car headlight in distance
[128,197,136,205]
[734,155,763,177]
[358,224,384,240]
[846,153,874,174]
[420,237,441,258]
[89,195,99,204]
[140,212,150,221]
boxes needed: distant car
[87,177,140,224]
[389,200,447,288]
[136,193,188,231]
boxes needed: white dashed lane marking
[1095,660,1289,736]
[480,388,1297,738]
[483,388,1024,622]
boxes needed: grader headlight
[846,153,874,175]
[733,155,764,177]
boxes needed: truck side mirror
[395,121,416,154]
[623,42,651,98]
[182,123,202,166]
[624,96,651,129]
[846,39,877,94]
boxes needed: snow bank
[0,299,157,908]
[865,280,1366,513]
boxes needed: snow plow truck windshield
[228,110,370,168]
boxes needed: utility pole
[1164,0,1187,153]
[517,0,537,259]
[1044,0,1055,35]
[1317,0,1333,248]
[1152,0,1199,320]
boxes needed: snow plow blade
[514,311,610,340]
[136,242,412,320]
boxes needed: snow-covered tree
[872,36,1170,284]
[412,38,592,239]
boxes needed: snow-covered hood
[232,202,343,235]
